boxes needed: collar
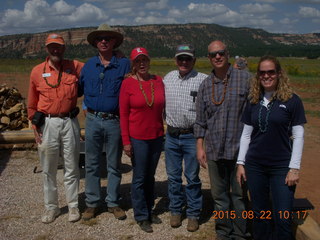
[211,64,232,84]
[178,69,197,80]
[95,55,119,68]
[45,57,65,71]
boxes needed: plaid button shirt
[194,65,251,160]
[164,69,208,128]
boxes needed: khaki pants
[38,117,80,210]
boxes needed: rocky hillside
[1,23,320,58]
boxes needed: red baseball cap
[45,33,65,46]
[130,47,149,61]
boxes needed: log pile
[0,85,29,131]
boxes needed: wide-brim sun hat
[87,23,124,49]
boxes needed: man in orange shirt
[28,33,84,224]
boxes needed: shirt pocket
[230,89,247,111]
[203,93,219,117]
[62,74,78,100]
[38,83,56,103]
[108,75,123,96]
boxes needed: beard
[49,55,63,63]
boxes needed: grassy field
[0,57,319,119]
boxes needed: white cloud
[187,3,229,17]
[134,15,177,24]
[239,3,275,14]
[52,0,75,15]
[66,3,108,23]
[145,0,168,10]
[298,6,320,18]
[0,0,108,35]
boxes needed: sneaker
[138,220,153,233]
[187,218,199,232]
[150,214,162,224]
[68,207,80,222]
[41,208,61,224]
[82,207,97,221]
[170,214,182,228]
[108,206,126,220]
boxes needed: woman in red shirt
[119,47,165,233]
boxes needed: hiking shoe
[108,206,126,220]
[187,218,199,232]
[138,220,153,233]
[150,214,162,224]
[41,208,61,224]
[82,207,97,221]
[170,214,182,228]
[68,207,80,222]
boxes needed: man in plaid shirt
[194,40,251,240]
[164,44,208,232]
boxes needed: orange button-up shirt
[27,57,84,120]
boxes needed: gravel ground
[0,150,217,240]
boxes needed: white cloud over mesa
[0,0,319,36]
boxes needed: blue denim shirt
[79,55,130,113]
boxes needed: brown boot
[170,214,182,228]
[108,206,127,220]
[187,218,199,232]
[82,207,97,221]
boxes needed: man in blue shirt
[79,24,130,221]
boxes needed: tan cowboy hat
[87,23,123,49]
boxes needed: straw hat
[87,24,123,49]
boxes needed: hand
[123,144,133,158]
[285,169,299,186]
[33,127,42,144]
[197,147,207,169]
[236,164,246,187]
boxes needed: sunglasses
[208,50,226,58]
[96,36,113,42]
[177,55,193,62]
[259,70,277,77]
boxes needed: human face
[175,55,195,77]
[259,60,278,92]
[133,55,150,76]
[46,43,65,64]
[208,41,229,70]
[95,35,115,53]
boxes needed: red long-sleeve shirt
[119,75,165,145]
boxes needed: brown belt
[46,112,71,118]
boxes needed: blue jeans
[245,161,295,240]
[208,159,250,240]
[165,133,202,218]
[130,136,163,222]
[84,112,122,208]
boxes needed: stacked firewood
[0,85,29,131]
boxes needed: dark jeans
[208,159,250,240]
[245,161,295,240]
[130,136,163,222]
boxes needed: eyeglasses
[208,50,226,58]
[96,36,113,42]
[259,70,277,77]
[177,55,193,62]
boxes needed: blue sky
[1,0,320,36]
